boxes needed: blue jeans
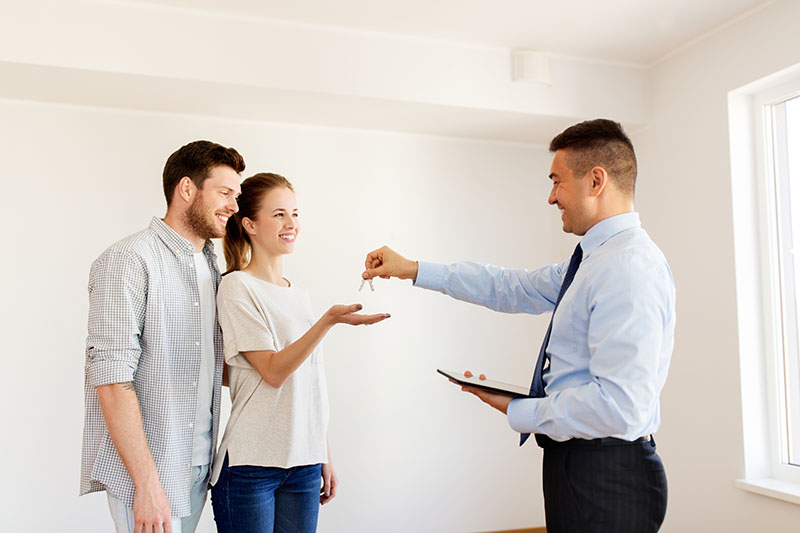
[211,454,321,533]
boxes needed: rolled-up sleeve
[85,250,146,387]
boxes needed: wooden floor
[484,528,546,533]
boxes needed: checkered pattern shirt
[80,217,224,518]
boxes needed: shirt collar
[579,212,640,259]
[149,216,215,258]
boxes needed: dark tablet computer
[437,369,530,399]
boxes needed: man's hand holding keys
[362,246,419,281]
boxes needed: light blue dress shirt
[414,212,675,441]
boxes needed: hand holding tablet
[437,369,530,399]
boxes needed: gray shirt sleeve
[85,249,146,387]
[217,275,277,369]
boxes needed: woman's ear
[242,217,256,236]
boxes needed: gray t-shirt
[211,271,329,485]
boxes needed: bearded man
[81,140,245,533]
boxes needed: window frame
[730,68,800,504]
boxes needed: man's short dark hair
[549,119,637,195]
[162,140,246,206]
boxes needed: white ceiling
[124,0,772,65]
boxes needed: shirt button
[192,382,198,387]
[188,423,194,428]
[195,341,200,346]
[194,302,199,306]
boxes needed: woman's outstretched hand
[324,304,390,326]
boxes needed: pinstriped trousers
[537,435,668,533]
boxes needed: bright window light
[773,94,800,467]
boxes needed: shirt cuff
[86,353,137,387]
[413,261,446,290]
[507,397,537,434]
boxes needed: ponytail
[223,213,250,274]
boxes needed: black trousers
[536,434,668,533]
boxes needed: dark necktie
[520,243,583,446]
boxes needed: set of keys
[358,278,375,292]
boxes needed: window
[730,67,800,504]
[771,94,800,467]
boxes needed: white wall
[0,99,561,531]
[5,1,800,531]
[633,0,800,530]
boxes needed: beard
[184,193,225,240]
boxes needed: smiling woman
[222,173,295,273]
[209,172,391,532]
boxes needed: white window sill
[736,478,800,505]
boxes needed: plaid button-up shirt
[80,217,224,517]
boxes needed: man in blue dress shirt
[362,119,675,532]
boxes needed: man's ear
[588,166,609,197]
[175,176,196,204]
